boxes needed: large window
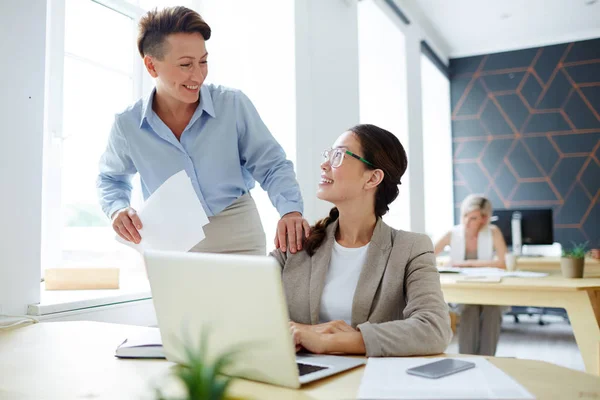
[358,0,410,231]
[198,0,296,249]
[43,0,293,276]
[43,0,190,272]
[421,54,454,242]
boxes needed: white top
[319,240,370,324]
[450,224,494,262]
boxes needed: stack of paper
[116,170,209,253]
[358,357,534,399]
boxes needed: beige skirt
[189,193,266,256]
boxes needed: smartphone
[406,359,475,379]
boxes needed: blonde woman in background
[434,194,507,355]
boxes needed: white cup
[505,253,517,271]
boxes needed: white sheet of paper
[116,170,209,253]
[507,271,548,278]
[458,267,508,276]
[453,267,548,278]
[456,276,503,283]
[358,357,535,400]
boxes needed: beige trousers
[457,304,503,356]
[189,194,266,256]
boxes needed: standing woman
[434,194,508,355]
[97,7,309,256]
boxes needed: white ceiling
[411,0,600,58]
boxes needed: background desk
[1,322,599,399]
[514,256,600,272]
[436,255,600,271]
[441,269,600,375]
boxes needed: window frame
[42,0,148,272]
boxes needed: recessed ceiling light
[500,13,512,19]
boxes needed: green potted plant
[155,331,247,400]
[560,241,588,278]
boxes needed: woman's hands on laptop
[291,320,355,335]
[289,321,366,354]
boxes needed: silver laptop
[143,250,365,389]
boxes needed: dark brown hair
[137,6,211,59]
[304,124,408,256]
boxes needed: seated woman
[270,124,452,357]
[434,194,508,356]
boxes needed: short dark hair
[137,6,211,59]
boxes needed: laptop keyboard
[297,362,329,376]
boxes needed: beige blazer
[270,218,452,357]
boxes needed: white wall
[295,0,361,223]
[403,36,427,234]
[0,1,46,315]
[386,0,450,64]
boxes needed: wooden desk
[1,322,599,399]
[436,255,600,271]
[440,269,600,375]
[515,256,600,272]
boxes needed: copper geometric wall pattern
[450,38,600,247]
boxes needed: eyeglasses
[321,148,375,168]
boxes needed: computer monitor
[491,208,553,246]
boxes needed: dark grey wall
[450,39,600,247]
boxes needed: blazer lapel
[351,219,393,326]
[309,220,338,324]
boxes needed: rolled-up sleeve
[235,91,303,217]
[97,115,137,219]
